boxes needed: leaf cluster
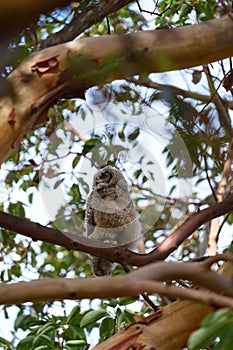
[188,308,233,350]
[0,0,233,348]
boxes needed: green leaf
[8,202,25,218]
[65,324,86,340]
[118,298,136,306]
[128,127,140,141]
[28,192,33,204]
[78,177,89,195]
[67,305,81,324]
[14,312,31,331]
[72,155,81,169]
[179,3,192,20]
[54,178,64,189]
[33,334,53,347]
[188,327,217,350]
[215,323,233,350]
[0,336,11,346]
[38,324,55,335]
[99,317,114,340]
[9,263,21,277]
[201,308,231,327]
[80,309,108,328]
[188,308,233,350]
[227,213,233,225]
[82,138,101,155]
[16,336,34,350]
[66,340,86,346]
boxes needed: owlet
[85,166,143,276]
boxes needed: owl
[85,166,144,276]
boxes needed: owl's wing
[85,196,96,236]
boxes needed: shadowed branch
[0,194,233,266]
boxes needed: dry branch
[0,15,233,163]
[0,195,233,266]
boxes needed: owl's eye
[97,171,112,183]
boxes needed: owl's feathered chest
[86,185,136,228]
[93,200,136,228]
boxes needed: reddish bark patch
[31,55,59,73]
[8,108,16,124]
[108,330,142,350]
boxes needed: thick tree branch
[0,255,233,306]
[0,195,233,266]
[94,300,214,350]
[94,258,233,350]
[0,15,233,163]
[0,256,232,350]
[41,0,134,49]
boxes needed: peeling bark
[94,301,214,350]
[0,15,232,163]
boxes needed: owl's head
[93,166,128,191]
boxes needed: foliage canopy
[0,1,233,349]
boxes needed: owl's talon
[103,239,118,247]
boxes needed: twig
[202,65,232,135]
[63,118,87,142]
[203,154,217,202]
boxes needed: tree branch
[0,195,233,266]
[127,76,233,110]
[128,77,211,103]
[208,139,233,255]
[203,65,232,135]
[1,15,233,163]
[93,300,214,350]
[41,0,134,49]
[93,258,233,349]
[0,255,233,307]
